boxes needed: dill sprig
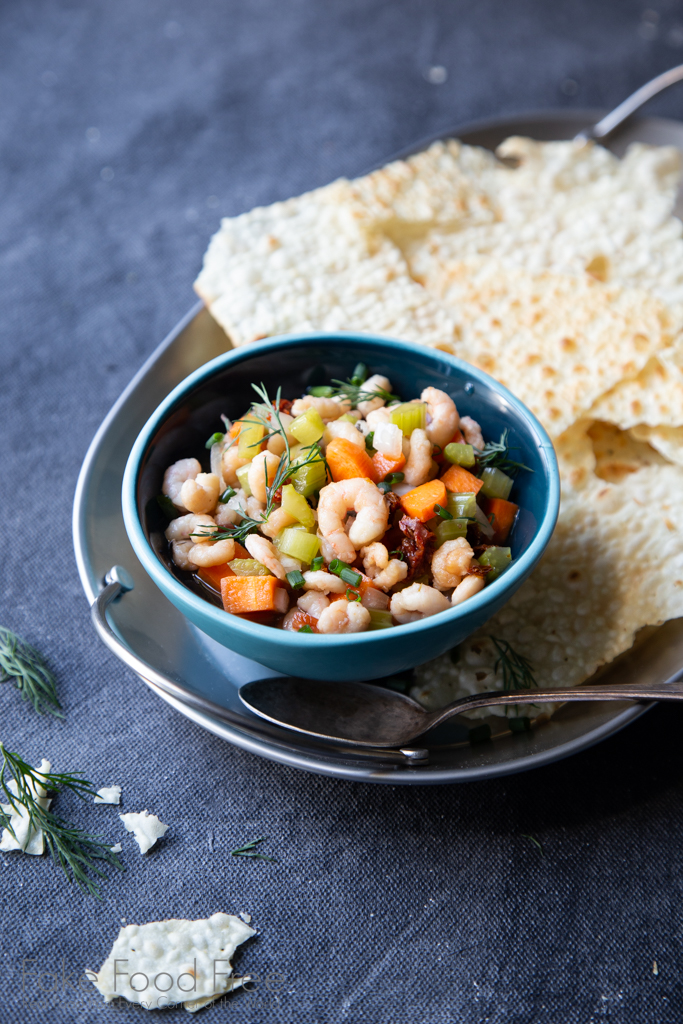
[308,363,400,408]
[191,382,328,545]
[0,627,63,718]
[490,636,537,691]
[230,837,275,861]
[475,429,532,477]
[521,833,544,856]
[0,746,124,898]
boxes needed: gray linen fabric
[2,1,683,1020]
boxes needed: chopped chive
[386,471,404,486]
[346,588,361,602]
[286,570,306,589]
[509,716,532,734]
[365,431,375,451]
[218,486,236,504]
[298,624,314,633]
[310,556,324,572]
[308,385,334,398]
[329,559,362,587]
[468,724,492,744]
[434,503,454,521]
[377,481,391,494]
[350,362,368,386]
[156,494,179,520]
[205,431,225,449]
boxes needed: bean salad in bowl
[159,363,528,634]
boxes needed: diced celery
[390,402,426,435]
[281,483,315,528]
[337,413,357,424]
[444,442,475,467]
[237,417,265,460]
[478,546,512,582]
[228,558,271,576]
[434,519,468,547]
[235,464,252,497]
[368,610,393,630]
[290,407,325,445]
[480,466,514,500]
[277,528,321,564]
[291,458,327,497]
[446,491,477,519]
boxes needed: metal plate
[73,110,683,783]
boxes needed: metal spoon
[239,676,683,749]
[575,63,683,142]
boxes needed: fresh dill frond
[0,627,63,717]
[521,833,544,856]
[307,366,400,408]
[490,636,537,691]
[475,429,532,477]
[0,746,124,898]
[230,837,275,861]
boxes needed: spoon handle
[423,677,683,730]
[576,64,683,141]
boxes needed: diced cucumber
[281,483,315,528]
[277,528,321,564]
[291,458,327,497]
[235,464,252,497]
[480,466,514,500]
[390,402,426,435]
[290,407,325,446]
[433,519,468,547]
[444,442,475,467]
[477,546,512,582]
[368,610,393,630]
[228,558,271,576]
[446,491,477,519]
[237,417,265,460]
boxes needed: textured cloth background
[2,1,683,1021]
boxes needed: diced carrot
[233,541,250,560]
[482,497,519,544]
[440,464,483,494]
[220,575,282,614]
[372,450,406,481]
[326,437,378,483]
[282,609,319,633]
[433,428,465,464]
[228,421,241,439]
[198,563,235,591]
[400,479,447,523]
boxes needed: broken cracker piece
[0,758,51,855]
[94,785,122,805]
[119,811,168,854]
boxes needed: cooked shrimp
[222,443,250,487]
[459,416,484,451]
[187,539,236,567]
[389,583,450,623]
[361,542,389,578]
[451,574,485,605]
[403,428,432,486]
[209,441,227,491]
[246,495,266,519]
[317,599,371,634]
[357,374,391,418]
[291,395,352,421]
[317,478,389,562]
[372,559,408,591]
[421,387,459,448]
[260,506,298,539]
[324,420,365,449]
[165,514,216,543]
[302,571,347,594]
[244,534,287,579]
[179,473,221,515]
[297,591,330,618]
[431,538,474,590]
[365,407,391,429]
[170,540,197,571]
[247,451,281,503]
[163,458,202,511]
[214,503,240,528]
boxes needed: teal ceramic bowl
[122,332,559,682]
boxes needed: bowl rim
[122,330,560,647]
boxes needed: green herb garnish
[156,494,179,520]
[521,833,544,856]
[346,588,361,602]
[0,746,123,898]
[218,486,236,504]
[286,570,305,589]
[365,431,375,451]
[475,429,532,477]
[434,503,453,521]
[230,837,275,861]
[329,560,362,587]
[205,431,225,449]
[308,367,400,409]
[298,625,314,633]
[490,637,537,691]
[0,628,62,717]
[310,556,324,572]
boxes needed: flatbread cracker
[630,423,683,465]
[589,341,683,428]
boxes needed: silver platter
[73,110,683,783]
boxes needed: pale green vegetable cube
[390,402,426,435]
[480,467,514,500]
[290,407,325,445]
[236,464,252,497]
[277,529,321,564]
[281,484,315,528]
[237,417,265,460]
